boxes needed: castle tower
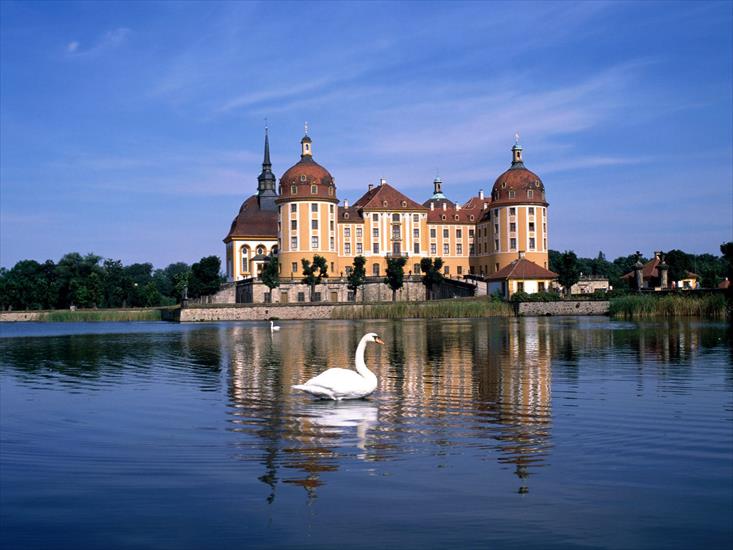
[256,126,278,210]
[275,127,340,280]
[476,135,549,275]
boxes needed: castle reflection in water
[224,318,554,500]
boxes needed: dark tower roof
[257,127,278,211]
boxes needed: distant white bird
[270,320,280,332]
[292,332,383,400]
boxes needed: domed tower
[483,135,549,274]
[275,126,340,279]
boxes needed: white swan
[270,320,280,332]
[292,333,383,400]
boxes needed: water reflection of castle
[225,318,553,499]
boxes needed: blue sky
[1,0,731,268]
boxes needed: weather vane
[304,121,308,136]
[514,131,520,146]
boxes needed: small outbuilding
[486,252,558,298]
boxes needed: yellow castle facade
[224,129,553,285]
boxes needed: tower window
[529,207,535,215]
[328,187,334,196]
[311,185,317,194]
[291,220,297,230]
[509,207,516,216]
[291,185,297,194]
[311,219,318,229]
[527,190,534,199]
[311,203,318,213]
[291,203,297,213]
[510,222,516,232]
[508,190,516,199]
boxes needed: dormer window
[454,214,459,221]
[291,185,297,194]
[508,190,516,199]
[470,215,474,221]
[328,187,333,196]
[527,190,534,198]
[501,182,506,189]
[441,214,446,221]
[401,200,407,207]
[344,212,349,219]
[311,185,317,194]
[300,175,307,182]
[383,200,388,207]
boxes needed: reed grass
[40,308,164,322]
[609,294,727,320]
[332,299,513,320]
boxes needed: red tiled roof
[352,182,427,211]
[719,278,731,289]
[426,202,483,224]
[277,156,337,202]
[622,256,662,280]
[224,195,277,241]
[337,205,364,223]
[491,166,548,207]
[487,257,558,281]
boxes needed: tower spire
[257,126,277,209]
[263,124,271,168]
[511,131,524,168]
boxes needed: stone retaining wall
[0,311,44,322]
[516,301,609,316]
[177,304,338,322]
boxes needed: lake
[1,317,731,549]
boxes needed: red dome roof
[491,166,547,206]
[277,156,337,201]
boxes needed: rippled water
[1,318,731,549]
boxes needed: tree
[260,254,280,302]
[721,242,733,280]
[420,257,444,300]
[384,256,407,302]
[664,249,693,285]
[301,255,328,301]
[557,251,580,296]
[347,256,367,302]
[54,253,103,308]
[189,256,223,299]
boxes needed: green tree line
[548,246,731,291]
[0,253,224,311]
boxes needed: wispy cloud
[65,27,130,58]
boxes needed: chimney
[344,199,349,208]
[368,183,374,191]
[518,251,525,259]
[479,189,484,200]
[483,203,488,210]
[456,204,461,211]
[442,202,447,211]
[379,178,386,186]
[430,202,434,211]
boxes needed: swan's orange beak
[375,336,385,345]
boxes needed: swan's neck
[355,337,376,380]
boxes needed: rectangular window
[413,228,419,239]
[544,238,547,249]
[469,244,475,255]
[373,243,379,253]
[444,265,450,275]
[291,203,297,213]
[510,222,516,232]
[372,213,379,222]
[457,243,463,255]
[373,228,379,238]
[510,238,517,250]
[311,236,319,249]
[413,263,421,274]
[311,203,318,213]
[457,266,463,275]
[329,204,334,213]
[393,242,401,256]
[372,263,380,276]
[291,262,298,273]
[330,237,334,250]
[495,239,499,251]
[297,292,305,302]
[311,219,318,229]
[430,243,437,255]
[494,224,499,234]
[430,228,436,238]
[311,185,317,194]
[291,237,297,249]
[392,227,400,239]
[484,227,488,237]
[543,223,546,233]
[529,237,536,250]
[529,207,535,215]
[291,185,297,194]
[527,190,533,199]
[413,242,420,254]
[356,227,362,238]
[443,229,449,239]
[529,222,535,232]
[356,243,363,254]
[456,229,462,239]
[517,281,524,293]
[508,190,515,198]
[413,214,420,223]
[344,227,351,238]
[443,243,449,255]
[330,221,334,231]
[510,207,516,216]
[291,220,297,230]
[469,229,474,238]
[345,266,353,276]
[538,281,545,292]
[392,213,400,222]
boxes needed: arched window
[256,245,265,256]
[372,263,380,276]
[271,245,278,255]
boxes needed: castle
[224,128,555,299]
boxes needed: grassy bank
[332,298,513,320]
[13,308,166,322]
[609,294,727,320]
